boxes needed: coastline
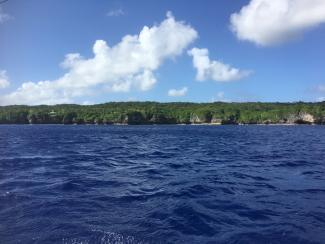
[0,122,322,126]
[1,102,324,125]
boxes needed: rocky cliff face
[150,114,166,124]
[125,112,145,125]
[24,110,322,125]
[189,113,214,124]
[299,112,315,123]
[315,116,325,124]
[211,117,222,124]
[149,114,176,124]
[190,114,203,124]
[286,112,315,124]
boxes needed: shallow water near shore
[1,125,325,243]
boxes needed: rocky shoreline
[1,102,325,125]
[1,112,324,125]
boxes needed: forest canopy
[0,102,325,125]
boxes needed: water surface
[0,125,325,243]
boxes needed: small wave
[62,229,148,244]
[1,125,325,243]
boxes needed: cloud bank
[168,87,188,97]
[230,0,325,46]
[0,12,197,105]
[188,48,251,82]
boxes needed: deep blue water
[1,125,325,244]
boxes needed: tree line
[0,101,325,125]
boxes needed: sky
[0,0,325,105]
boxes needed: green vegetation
[0,102,325,125]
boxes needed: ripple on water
[0,125,325,243]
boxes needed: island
[0,102,324,125]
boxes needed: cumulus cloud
[230,0,325,46]
[106,8,125,17]
[0,70,10,88]
[168,87,188,97]
[188,48,251,82]
[0,12,197,105]
[0,7,11,23]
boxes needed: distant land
[0,102,325,125]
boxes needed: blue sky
[0,0,325,105]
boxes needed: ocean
[0,125,325,243]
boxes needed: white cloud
[211,91,231,102]
[0,70,10,88]
[230,0,325,46]
[0,12,197,105]
[106,8,125,17]
[188,48,251,82]
[0,7,11,23]
[168,87,188,97]
[316,97,325,102]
